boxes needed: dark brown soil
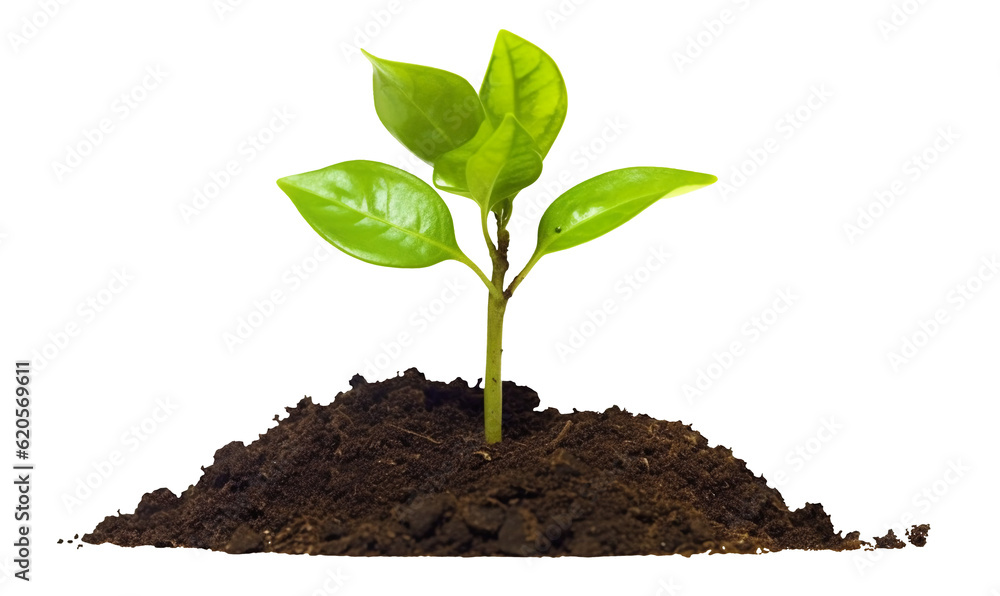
[874,529,907,549]
[83,369,905,556]
[906,524,930,547]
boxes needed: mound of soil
[84,369,910,556]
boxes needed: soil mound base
[85,370,883,556]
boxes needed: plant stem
[484,291,506,443]
[480,207,498,261]
[505,252,540,298]
[458,254,502,300]
[484,209,510,444]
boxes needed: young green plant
[277,30,716,444]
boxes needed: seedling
[277,30,716,444]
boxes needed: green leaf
[480,30,568,158]
[433,32,564,200]
[465,114,543,210]
[362,50,485,164]
[533,167,717,257]
[277,160,467,268]
[432,119,495,199]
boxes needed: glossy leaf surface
[277,160,465,268]
[363,50,484,164]
[480,30,567,158]
[534,167,717,256]
[432,119,495,198]
[466,114,543,210]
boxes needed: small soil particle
[874,529,907,549]
[83,370,920,556]
[906,524,931,547]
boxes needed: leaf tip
[359,48,381,69]
[496,29,525,44]
[682,170,718,188]
[275,175,299,197]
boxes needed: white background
[1,0,998,594]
